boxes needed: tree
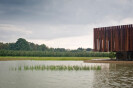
[0,42,5,50]
[86,48,92,51]
[39,44,48,51]
[29,43,37,51]
[9,43,16,50]
[77,47,84,51]
[15,38,30,50]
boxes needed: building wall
[94,24,133,52]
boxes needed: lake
[0,60,133,88]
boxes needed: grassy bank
[0,56,109,61]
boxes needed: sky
[0,0,133,49]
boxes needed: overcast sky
[0,0,133,49]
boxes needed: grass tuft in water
[11,65,102,71]
[18,66,21,71]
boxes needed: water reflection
[0,61,133,88]
[93,64,133,88]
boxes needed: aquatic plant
[18,66,21,71]
[11,65,101,71]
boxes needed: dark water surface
[0,61,133,88]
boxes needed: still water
[0,60,133,88]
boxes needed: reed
[11,65,101,71]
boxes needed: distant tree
[29,43,37,51]
[0,42,9,50]
[0,42,5,50]
[77,47,84,51]
[0,38,93,55]
[39,44,48,51]
[29,42,48,51]
[86,48,92,51]
[15,38,30,50]
[54,48,66,52]
[9,43,16,50]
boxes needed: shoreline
[84,59,133,64]
[0,57,108,61]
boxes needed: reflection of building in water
[94,24,133,60]
[92,64,133,88]
[92,63,110,88]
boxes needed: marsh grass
[11,65,101,71]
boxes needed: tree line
[0,38,92,52]
[0,38,110,57]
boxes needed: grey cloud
[0,24,31,42]
[26,24,92,40]
[0,29,26,42]
[0,0,133,43]
[0,0,133,25]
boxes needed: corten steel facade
[94,24,133,52]
[94,24,133,60]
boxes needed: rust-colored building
[94,24,133,60]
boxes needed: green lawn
[0,56,109,61]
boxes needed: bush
[109,52,116,59]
